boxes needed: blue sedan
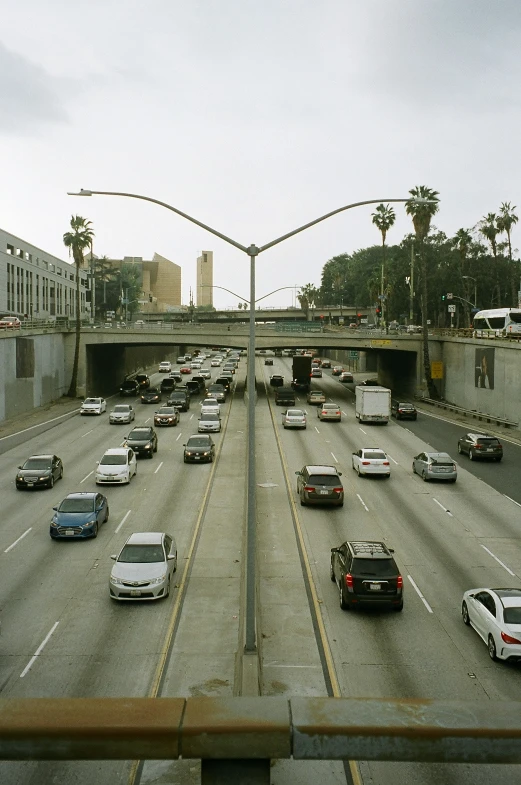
[50,492,109,539]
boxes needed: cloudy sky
[2,0,520,308]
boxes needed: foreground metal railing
[1,697,521,765]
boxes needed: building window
[6,243,14,254]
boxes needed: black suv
[119,379,139,397]
[135,373,150,390]
[457,432,503,462]
[270,375,284,387]
[186,380,202,396]
[124,426,158,458]
[168,390,190,411]
[275,387,296,406]
[330,541,403,611]
[391,400,417,420]
[160,377,176,394]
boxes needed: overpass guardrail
[418,397,518,429]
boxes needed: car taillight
[501,631,521,645]
[333,487,343,493]
[397,575,403,589]
[321,410,326,415]
[345,573,353,588]
[362,461,371,465]
[383,461,390,466]
[304,486,315,492]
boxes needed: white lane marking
[154,461,163,474]
[5,528,32,553]
[0,409,81,441]
[387,453,398,465]
[331,452,338,463]
[504,495,521,509]
[20,622,60,678]
[342,410,348,416]
[80,471,94,484]
[480,545,515,576]
[81,429,94,438]
[359,427,367,434]
[356,493,369,512]
[145,417,151,424]
[315,426,320,433]
[115,510,132,534]
[189,414,194,420]
[433,498,453,517]
[176,432,183,441]
[407,575,433,613]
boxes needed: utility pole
[90,242,96,323]
[409,240,415,324]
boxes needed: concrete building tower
[196,250,213,306]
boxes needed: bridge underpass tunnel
[85,343,180,397]
[376,349,417,396]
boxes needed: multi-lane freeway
[0,351,520,785]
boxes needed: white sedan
[211,359,222,367]
[462,588,521,662]
[352,448,391,477]
[158,361,172,373]
[200,397,221,414]
[199,368,212,379]
[80,397,107,415]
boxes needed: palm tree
[497,202,519,306]
[405,186,440,399]
[63,216,94,397]
[371,204,396,330]
[478,213,503,304]
[451,228,473,325]
[298,284,319,321]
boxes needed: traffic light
[375,307,381,316]
[441,294,446,301]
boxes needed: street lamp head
[410,197,438,205]
[67,189,93,196]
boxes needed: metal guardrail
[419,397,518,429]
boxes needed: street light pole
[462,275,477,308]
[68,188,432,658]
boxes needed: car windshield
[364,451,386,460]
[84,398,100,404]
[287,410,304,417]
[201,413,220,421]
[398,403,414,408]
[430,457,453,466]
[308,475,340,486]
[100,454,127,465]
[187,438,211,447]
[118,544,165,563]
[59,498,95,513]
[323,405,337,410]
[121,382,135,388]
[504,607,521,624]
[158,408,176,414]
[113,406,130,413]
[355,559,397,577]
[146,388,159,394]
[477,438,500,446]
[22,458,51,470]
[128,429,152,439]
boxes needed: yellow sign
[431,361,444,379]
[370,340,392,347]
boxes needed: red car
[0,316,21,329]
[180,366,192,374]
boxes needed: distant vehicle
[355,386,391,424]
[135,374,150,389]
[200,397,221,415]
[211,358,222,367]
[207,384,226,402]
[270,374,284,387]
[167,390,190,411]
[109,404,135,424]
[180,366,192,375]
[391,400,417,420]
[51,492,108,539]
[339,372,354,384]
[119,379,140,397]
[103,322,113,329]
[461,587,521,662]
[80,397,107,415]
[332,366,344,376]
[0,315,21,329]
[473,308,521,338]
[352,448,391,478]
[199,368,212,379]
[134,320,145,327]
[264,357,274,366]
[307,390,326,405]
[282,408,307,429]
[141,387,161,404]
[274,387,296,406]
[95,448,137,485]
[160,377,176,394]
[154,406,180,427]
[183,435,215,463]
[109,532,177,601]
[457,432,503,461]
[310,368,322,378]
[412,452,457,482]
[321,359,331,368]
[16,454,63,490]
[158,361,172,373]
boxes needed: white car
[80,397,107,415]
[199,368,212,379]
[200,397,221,414]
[158,361,172,373]
[352,448,391,477]
[462,588,521,662]
[282,409,307,429]
[96,448,137,485]
[109,531,177,601]
[109,404,135,424]
[191,361,202,370]
[317,403,342,422]
[211,358,222,367]
[198,411,221,433]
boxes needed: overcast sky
[2,0,520,308]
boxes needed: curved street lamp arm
[67,190,249,254]
[202,284,249,303]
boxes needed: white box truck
[355,386,391,424]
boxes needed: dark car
[207,383,226,402]
[160,377,176,394]
[215,376,232,392]
[457,432,503,462]
[183,435,215,463]
[186,380,202,396]
[192,375,207,391]
[154,406,180,427]
[330,540,403,611]
[135,373,150,390]
[119,379,140,397]
[274,387,296,406]
[124,426,158,458]
[264,357,274,366]
[50,492,108,539]
[270,375,284,387]
[295,465,344,507]
[168,391,190,411]
[391,400,417,420]
[321,359,331,368]
[169,372,183,384]
[16,454,63,490]
[141,387,161,404]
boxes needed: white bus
[472,308,521,338]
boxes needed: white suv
[96,448,137,485]
[158,361,172,373]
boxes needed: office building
[196,250,213,306]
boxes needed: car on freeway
[96,448,137,484]
[134,320,145,327]
[180,366,192,375]
[270,374,284,387]
[200,397,221,414]
[198,411,221,433]
[462,587,521,662]
[295,465,344,507]
[0,315,22,329]
[317,403,342,422]
[16,454,63,490]
[167,391,190,411]
[177,355,186,363]
[339,372,354,384]
[160,377,176,394]
[185,379,202,396]
[321,359,331,368]
[109,404,135,424]
[264,357,273,365]
[457,432,503,462]
[199,368,212,379]
[275,387,296,406]
[211,358,222,367]
[190,361,202,370]
[103,322,113,329]
[352,448,391,478]
[109,531,177,601]
[332,366,344,376]
[124,426,158,458]
[158,361,172,373]
[183,435,216,463]
[184,353,192,361]
[141,387,161,404]
[80,397,107,415]
[310,367,322,378]
[50,492,109,539]
[412,452,457,482]
[330,541,403,611]
[391,400,418,420]
[223,364,236,374]
[135,373,150,389]
[282,408,307,429]
[154,406,180,427]
[169,372,183,384]
[119,379,140,397]
[219,372,234,388]
[192,375,207,391]
[207,384,226,402]
[215,375,232,392]
[307,390,326,405]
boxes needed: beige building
[196,250,213,306]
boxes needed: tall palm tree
[497,202,519,306]
[451,228,473,325]
[298,284,319,321]
[63,216,94,397]
[405,186,440,399]
[371,204,396,330]
[478,212,503,304]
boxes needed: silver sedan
[412,451,457,482]
[282,409,307,429]
[109,404,135,424]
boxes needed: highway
[0,351,520,785]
